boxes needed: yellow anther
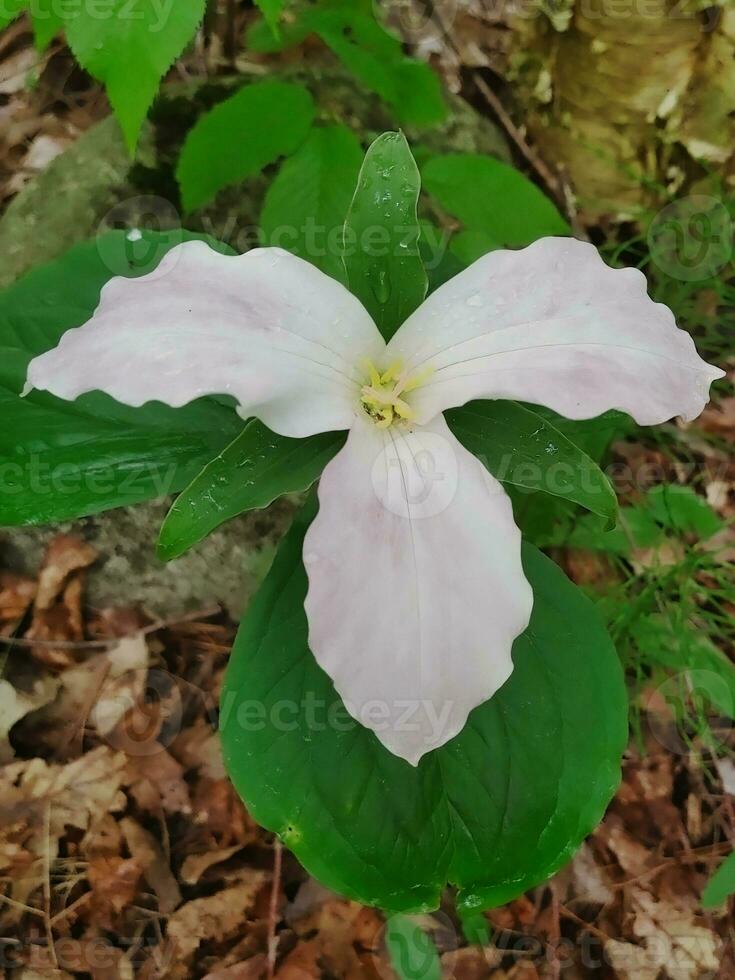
[393,398,415,420]
[380,360,403,385]
[358,358,430,428]
[363,359,383,388]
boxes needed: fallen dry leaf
[164,872,268,964]
[88,854,143,928]
[120,815,181,914]
[606,887,720,980]
[180,844,245,885]
[0,570,36,633]
[0,674,59,762]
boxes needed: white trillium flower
[26,237,724,765]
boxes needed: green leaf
[1,0,26,31]
[220,501,627,912]
[557,484,723,556]
[30,0,64,50]
[260,124,363,282]
[446,400,618,524]
[254,0,285,34]
[386,916,441,980]
[158,420,345,561]
[0,230,243,526]
[422,153,570,250]
[247,0,446,127]
[342,132,427,341]
[66,0,207,154]
[646,484,723,540]
[702,851,735,909]
[632,617,735,720]
[176,80,315,212]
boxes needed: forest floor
[1,5,735,979]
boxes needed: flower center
[359,359,432,429]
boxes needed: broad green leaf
[449,228,500,266]
[646,484,723,539]
[254,0,285,34]
[419,218,462,293]
[342,132,427,341]
[66,0,206,153]
[702,851,735,908]
[260,125,363,282]
[176,81,315,212]
[1,0,25,31]
[446,400,618,524]
[220,501,627,912]
[422,153,570,250]
[158,420,345,561]
[555,485,722,555]
[30,0,64,50]
[386,916,441,980]
[0,230,243,526]
[246,0,446,127]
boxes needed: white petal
[386,237,724,427]
[303,414,533,765]
[27,242,385,438]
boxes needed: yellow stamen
[401,365,435,392]
[358,358,431,428]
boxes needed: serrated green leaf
[422,153,570,250]
[342,132,427,341]
[176,80,315,212]
[446,400,618,524]
[221,501,627,912]
[158,420,345,561]
[260,124,363,282]
[702,851,735,909]
[0,230,243,526]
[65,0,206,153]
[246,0,446,127]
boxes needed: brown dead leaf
[289,898,383,979]
[444,945,501,979]
[24,535,97,667]
[34,536,98,611]
[125,748,191,816]
[180,843,245,885]
[0,674,59,762]
[274,940,321,980]
[203,955,267,980]
[90,633,149,736]
[0,746,127,916]
[191,776,251,843]
[606,887,720,980]
[164,871,268,964]
[699,396,735,436]
[120,816,181,914]
[88,855,142,927]
[0,571,36,633]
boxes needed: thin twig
[267,839,283,980]
[42,803,58,968]
[0,605,222,650]
[472,72,563,202]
